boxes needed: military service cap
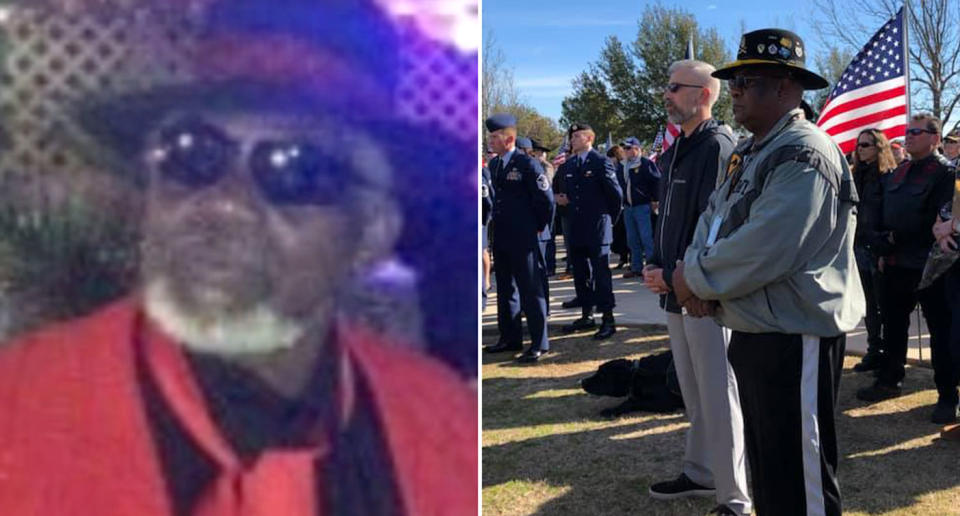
[485,113,517,132]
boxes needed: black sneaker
[708,505,738,516]
[931,401,959,424]
[648,473,715,500]
[856,381,902,402]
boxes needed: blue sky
[483,0,823,122]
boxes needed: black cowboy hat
[712,28,828,90]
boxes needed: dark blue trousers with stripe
[728,331,844,516]
[493,244,549,352]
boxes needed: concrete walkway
[483,250,933,365]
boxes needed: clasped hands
[933,218,958,253]
[642,261,717,317]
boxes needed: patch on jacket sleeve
[536,174,550,191]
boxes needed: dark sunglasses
[151,117,366,205]
[665,82,704,93]
[857,142,875,148]
[905,128,936,136]
[727,74,790,91]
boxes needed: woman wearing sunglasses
[849,129,897,374]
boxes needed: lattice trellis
[0,4,477,176]
[0,6,199,175]
[395,18,477,142]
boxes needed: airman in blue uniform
[481,165,494,310]
[484,114,555,363]
[555,123,623,340]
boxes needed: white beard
[143,279,304,355]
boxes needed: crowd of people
[484,26,960,516]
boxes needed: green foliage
[561,5,733,143]
[807,45,856,119]
[0,172,140,338]
[559,67,622,143]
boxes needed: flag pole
[902,2,911,120]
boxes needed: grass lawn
[482,325,960,515]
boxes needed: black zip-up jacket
[876,153,954,269]
[852,160,884,251]
[649,119,735,313]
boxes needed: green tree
[806,45,856,120]
[561,5,733,145]
[559,67,622,143]
[513,105,563,151]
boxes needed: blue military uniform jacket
[556,149,623,248]
[481,166,494,227]
[490,151,554,251]
[617,157,660,207]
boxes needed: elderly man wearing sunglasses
[0,1,477,515]
[669,29,863,516]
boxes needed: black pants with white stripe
[728,332,845,516]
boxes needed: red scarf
[141,320,342,516]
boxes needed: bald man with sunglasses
[0,1,476,514]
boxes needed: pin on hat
[712,28,828,90]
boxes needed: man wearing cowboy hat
[670,28,863,516]
[0,1,477,514]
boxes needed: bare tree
[812,0,960,132]
[481,30,520,122]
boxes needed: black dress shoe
[517,348,548,363]
[856,381,902,402]
[931,400,959,424]
[593,320,617,340]
[853,352,882,372]
[561,298,583,309]
[561,316,596,333]
[484,341,523,353]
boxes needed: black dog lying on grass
[580,351,685,417]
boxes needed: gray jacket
[683,108,865,336]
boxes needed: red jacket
[0,299,477,515]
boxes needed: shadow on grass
[835,367,960,514]
[483,326,960,515]
[482,374,683,430]
[482,327,670,367]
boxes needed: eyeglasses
[857,142,875,148]
[150,117,371,205]
[665,82,705,93]
[905,128,936,136]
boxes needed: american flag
[662,122,682,153]
[817,7,907,154]
[660,36,695,154]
